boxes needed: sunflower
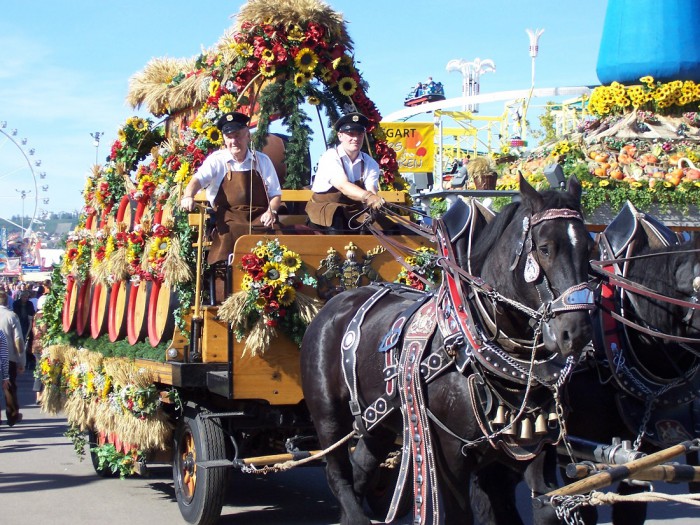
[150,236,171,259]
[261,48,275,62]
[133,118,149,132]
[332,54,352,70]
[307,96,320,106]
[261,261,288,283]
[206,126,223,145]
[260,62,277,78]
[295,48,319,73]
[117,129,127,141]
[338,77,358,97]
[277,285,296,306]
[281,250,302,272]
[208,79,220,97]
[598,179,610,188]
[294,72,308,88]
[319,67,333,82]
[218,94,237,113]
[235,42,254,57]
[241,274,253,291]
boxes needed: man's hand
[364,193,385,210]
[2,378,9,391]
[260,209,278,228]
[180,196,196,211]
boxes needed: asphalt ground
[0,371,697,524]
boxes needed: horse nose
[558,316,592,356]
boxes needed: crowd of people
[0,279,50,428]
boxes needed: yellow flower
[206,126,223,145]
[254,244,270,258]
[319,67,333,82]
[218,94,237,113]
[208,80,220,97]
[307,96,320,106]
[598,179,610,187]
[175,161,191,184]
[262,261,288,284]
[281,250,302,272]
[640,76,654,86]
[332,54,352,70]
[235,42,253,57]
[277,285,296,306]
[629,181,643,189]
[261,48,275,62]
[133,118,149,132]
[287,25,304,41]
[294,48,319,73]
[338,77,357,97]
[117,129,126,141]
[260,62,276,78]
[294,72,308,88]
[241,274,253,291]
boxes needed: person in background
[306,112,385,233]
[450,155,471,189]
[0,291,25,426]
[13,291,35,370]
[31,298,47,405]
[0,330,9,425]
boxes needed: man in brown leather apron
[180,111,282,302]
[306,112,385,233]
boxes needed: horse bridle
[591,251,700,344]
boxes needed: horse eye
[538,245,550,257]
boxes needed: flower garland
[61,227,93,284]
[218,238,321,356]
[395,247,441,291]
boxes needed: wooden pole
[566,462,700,483]
[545,440,698,497]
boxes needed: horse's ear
[567,175,582,203]
[519,171,544,210]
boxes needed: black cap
[216,112,250,134]
[334,112,369,133]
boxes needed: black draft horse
[561,232,700,525]
[300,176,594,525]
[472,220,700,525]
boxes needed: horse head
[624,234,700,372]
[472,174,594,357]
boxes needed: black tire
[173,406,229,525]
[366,462,411,520]
[87,429,119,478]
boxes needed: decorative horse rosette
[218,238,321,356]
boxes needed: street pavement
[1,371,698,524]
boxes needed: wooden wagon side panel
[227,234,431,404]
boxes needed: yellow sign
[380,122,434,173]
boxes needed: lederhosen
[306,150,367,230]
[208,166,278,264]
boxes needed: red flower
[265,300,280,313]
[241,253,263,271]
[260,284,276,300]
[66,248,78,260]
[265,318,278,327]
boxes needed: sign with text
[380,122,434,173]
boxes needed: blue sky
[0,1,607,221]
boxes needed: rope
[239,430,356,475]
[588,490,700,507]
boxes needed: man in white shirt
[306,112,384,232]
[180,112,283,301]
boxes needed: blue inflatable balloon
[597,0,700,85]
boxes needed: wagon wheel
[87,429,119,478]
[173,407,229,525]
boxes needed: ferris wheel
[0,121,49,237]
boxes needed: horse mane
[469,188,583,275]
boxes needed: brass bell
[535,413,548,434]
[493,405,507,425]
[519,417,533,440]
[548,411,558,423]
[503,414,517,436]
